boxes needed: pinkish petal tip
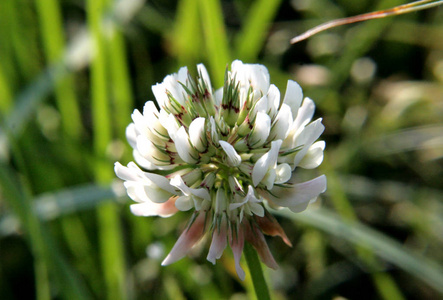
[161,212,208,265]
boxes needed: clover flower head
[115,60,326,280]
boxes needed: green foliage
[1,0,442,299]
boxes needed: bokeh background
[1,0,443,299]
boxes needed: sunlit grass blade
[35,0,83,140]
[174,0,203,67]
[321,156,405,300]
[88,0,127,298]
[2,0,142,141]
[198,0,230,86]
[3,0,40,80]
[234,0,283,61]
[0,163,92,299]
[291,0,443,43]
[0,183,122,237]
[274,206,443,295]
[108,30,133,139]
[0,62,12,113]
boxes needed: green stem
[244,242,271,300]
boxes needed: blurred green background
[1,0,443,299]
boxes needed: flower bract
[115,60,327,280]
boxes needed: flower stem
[244,242,271,300]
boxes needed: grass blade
[198,0,230,86]
[0,163,92,299]
[274,207,443,295]
[234,0,283,61]
[174,0,203,68]
[35,0,83,140]
[88,0,127,298]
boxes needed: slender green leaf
[174,0,203,67]
[274,207,443,295]
[88,0,127,298]
[35,0,83,140]
[0,164,92,300]
[198,0,230,86]
[234,0,283,61]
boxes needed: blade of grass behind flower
[0,62,12,113]
[174,0,203,68]
[0,163,92,299]
[234,0,283,62]
[3,0,41,81]
[274,206,443,295]
[35,0,83,140]
[107,13,133,138]
[321,155,405,300]
[88,0,127,299]
[198,0,231,87]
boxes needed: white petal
[152,83,169,109]
[130,199,178,218]
[262,168,276,190]
[209,116,219,145]
[266,84,281,119]
[252,96,268,117]
[299,141,325,169]
[283,80,303,118]
[143,172,177,194]
[170,175,210,201]
[143,101,168,138]
[125,123,137,148]
[269,175,327,212]
[219,141,241,167]
[270,103,293,141]
[136,135,169,165]
[175,196,194,211]
[250,202,265,217]
[292,97,315,131]
[229,226,245,280]
[292,119,325,167]
[170,175,191,196]
[252,140,282,186]
[214,87,223,106]
[207,215,228,264]
[133,150,160,170]
[174,126,198,164]
[114,162,139,182]
[249,112,271,147]
[275,163,292,184]
[197,64,212,90]
[159,111,179,140]
[163,67,187,105]
[231,60,270,95]
[189,117,206,152]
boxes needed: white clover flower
[115,60,327,280]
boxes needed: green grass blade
[274,207,443,295]
[0,183,121,237]
[174,0,203,67]
[234,0,283,61]
[88,0,127,298]
[0,163,92,299]
[0,61,12,113]
[322,156,405,300]
[198,0,231,86]
[107,26,133,138]
[35,0,83,140]
[3,0,41,80]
